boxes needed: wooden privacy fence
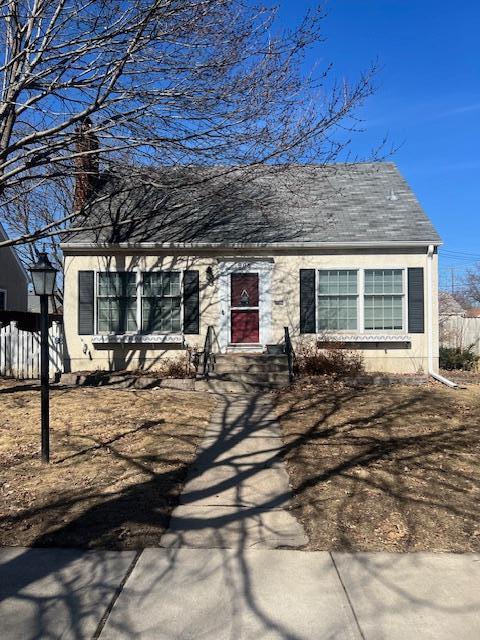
[440,316,480,356]
[0,321,63,379]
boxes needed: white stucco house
[61,162,441,375]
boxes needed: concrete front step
[225,343,264,353]
[214,354,288,373]
[208,371,289,385]
[214,361,288,374]
[198,353,291,392]
[195,379,282,394]
[215,354,287,364]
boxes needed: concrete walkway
[160,394,308,549]
[1,547,480,639]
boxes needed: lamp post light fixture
[30,252,57,463]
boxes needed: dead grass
[0,380,213,549]
[276,379,480,552]
[440,368,480,385]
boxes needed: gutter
[60,240,443,251]
[426,243,458,388]
[430,370,458,388]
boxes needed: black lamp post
[30,252,57,463]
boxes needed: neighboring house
[439,291,466,318]
[465,308,480,318]
[28,292,63,315]
[439,291,467,350]
[0,223,29,311]
[61,162,442,374]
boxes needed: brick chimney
[73,117,99,212]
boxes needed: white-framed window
[314,268,407,333]
[97,272,137,334]
[317,269,358,331]
[0,289,6,311]
[95,270,183,334]
[364,269,404,331]
[142,271,181,333]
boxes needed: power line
[441,249,480,260]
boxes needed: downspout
[426,244,458,388]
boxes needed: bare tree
[3,171,67,265]
[460,265,480,308]
[0,0,377,250]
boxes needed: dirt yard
[0,381,213,549]
[440,368,480,385]
[276,379,480,552]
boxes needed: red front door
[231,273,260,343]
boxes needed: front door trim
[217,260,273,352]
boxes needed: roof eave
[61,239,443,252]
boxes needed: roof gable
[0,223,29,282]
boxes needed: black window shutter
[408,268,425,333]
[183,270,200,334]
[300,269,316,334]
[78,271,94,335]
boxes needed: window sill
[317,333,411,343]
[91,333,184,344]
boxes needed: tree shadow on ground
[0,384,479,638]
[275,383,480,553]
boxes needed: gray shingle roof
[65,162,441,246]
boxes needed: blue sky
[272,0,480,290]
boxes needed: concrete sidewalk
[1,547,480,639]
[160,394,307,549]
[0,546,137,639]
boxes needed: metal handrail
[284,326,295,382]
[202,325,215,378]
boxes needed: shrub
[439,345,479,371]
[296,340,364,378]
[153,352,194,378]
